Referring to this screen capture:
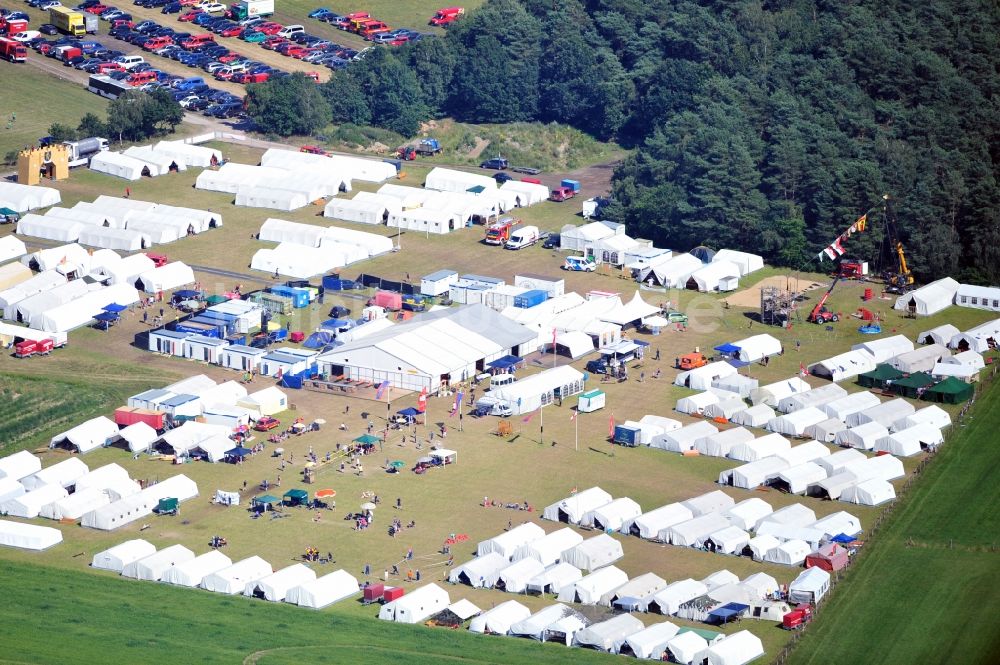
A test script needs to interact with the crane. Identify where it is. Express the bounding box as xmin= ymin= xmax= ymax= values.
xmin=881 ymin=195 xmax=914 ymax=293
